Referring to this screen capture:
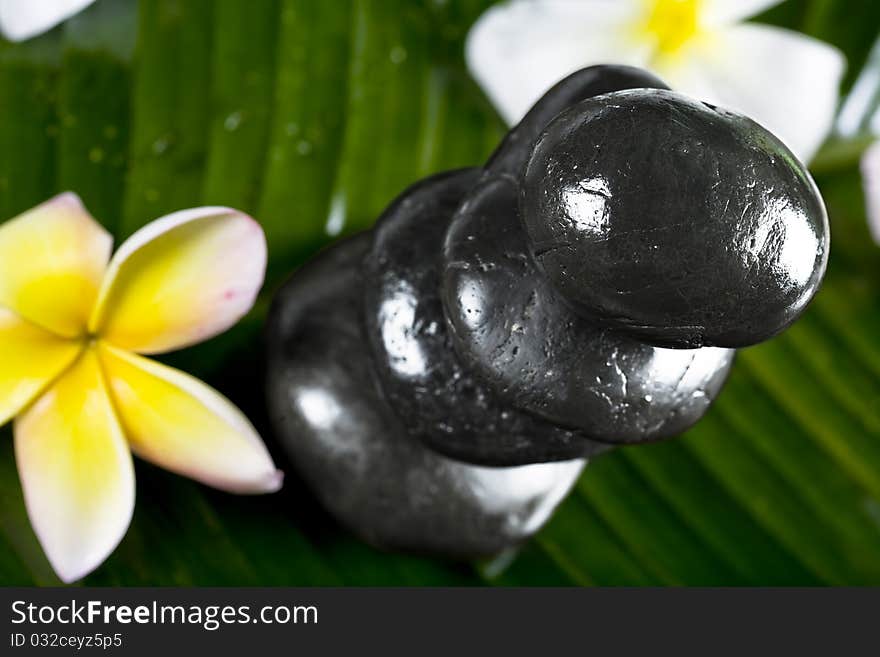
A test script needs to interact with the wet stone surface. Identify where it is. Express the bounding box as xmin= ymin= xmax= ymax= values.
xmin=264 ymin=66 xmax=830 ymax=556
xmin=363 ymin=170 xmax=606 ymax=465
xmin=522 ymin=89 xmax=829 ymax=348
xmin=443 ymin=175 xmax=735 ymax=442
xmin=266 ymin=234 xmax=586 ymax=557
